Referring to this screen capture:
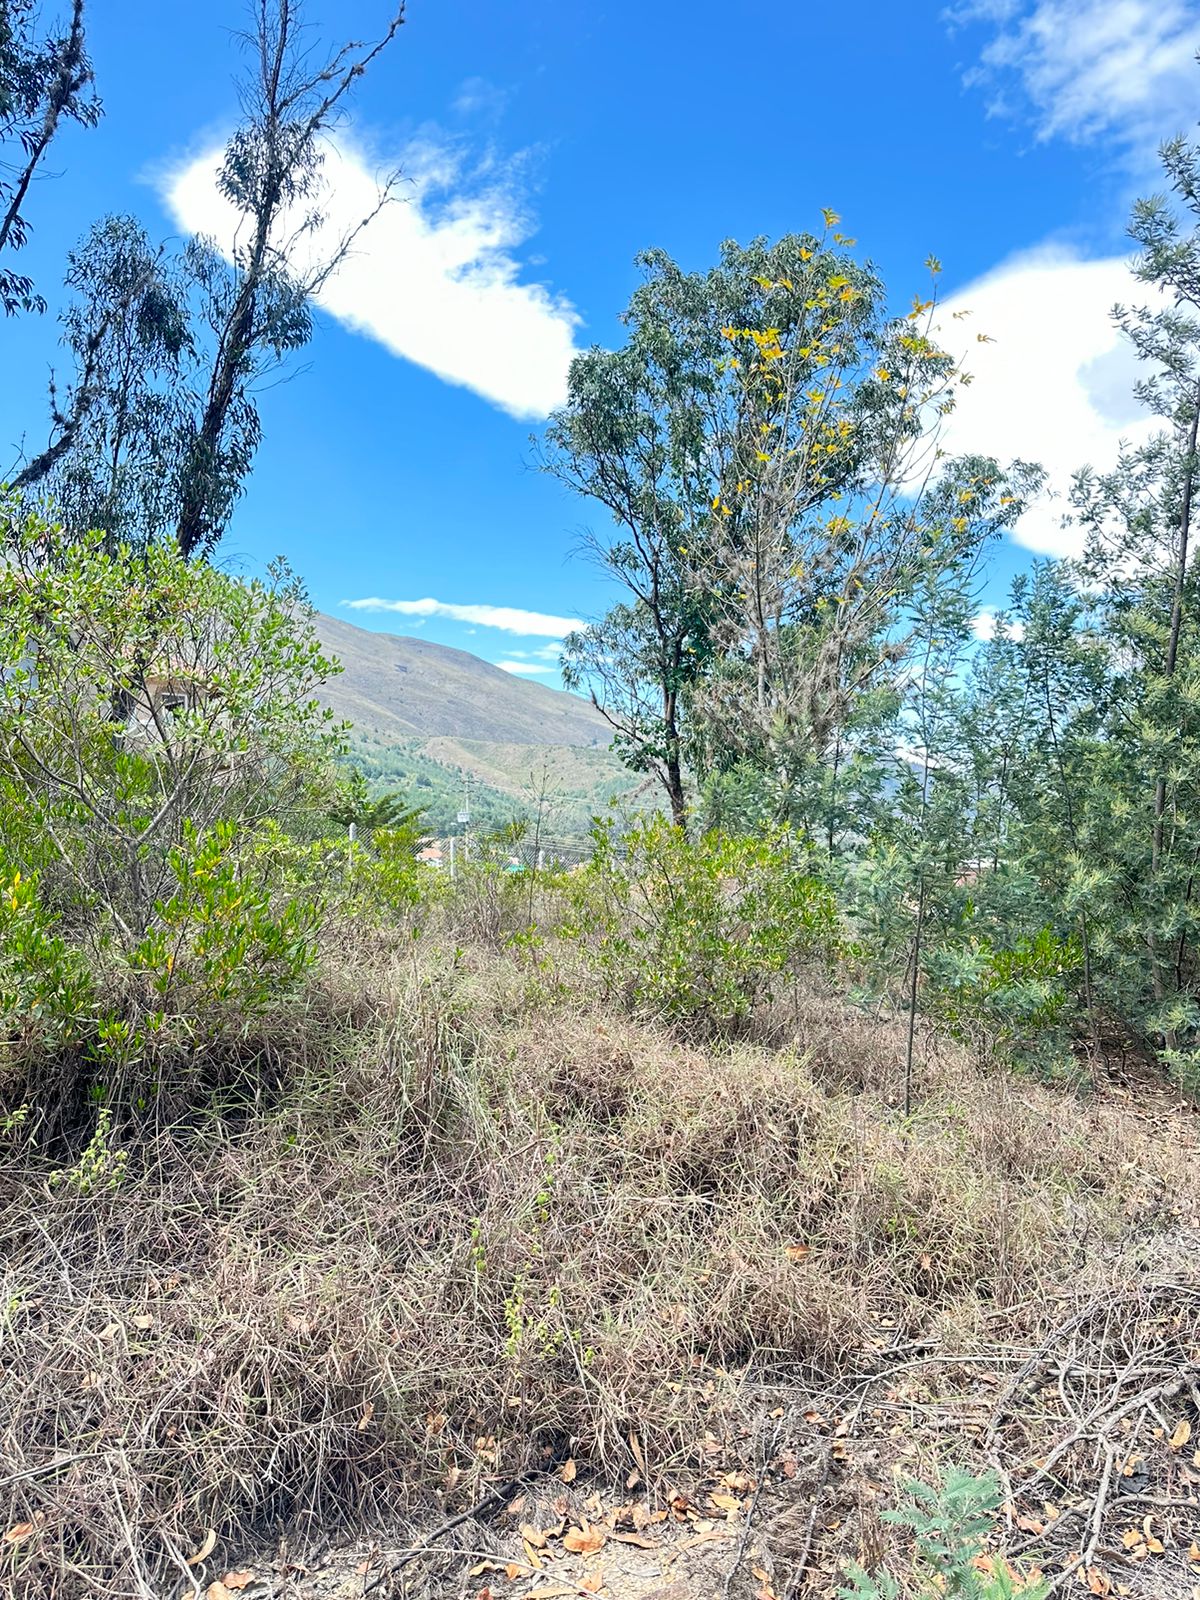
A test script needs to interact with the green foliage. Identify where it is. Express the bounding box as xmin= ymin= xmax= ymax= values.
xmin=923 ymin=921 xmax=1082 ymax=1070
xmin=125 ymin=819 xmax=319 ymax=1021
xmin=0 ymin=507 xmax=347 ymax=1113
xmin=566 ymin=818 xmax=837 ymax=1027
xmin=47 ymin=1106 xmax=127 ymax=1194
xmin=0 ymin=862 xmax=94 ymax=1062
xmin=840 ymin=1469 xmax=1048 ymax=1599
xmin=0 ymin=0 xmax=100 ymax=315
xmin=326 ymin=767 xmax=425 ymax=834
xmin=0 ymin=504 xmax=343 ymax=941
